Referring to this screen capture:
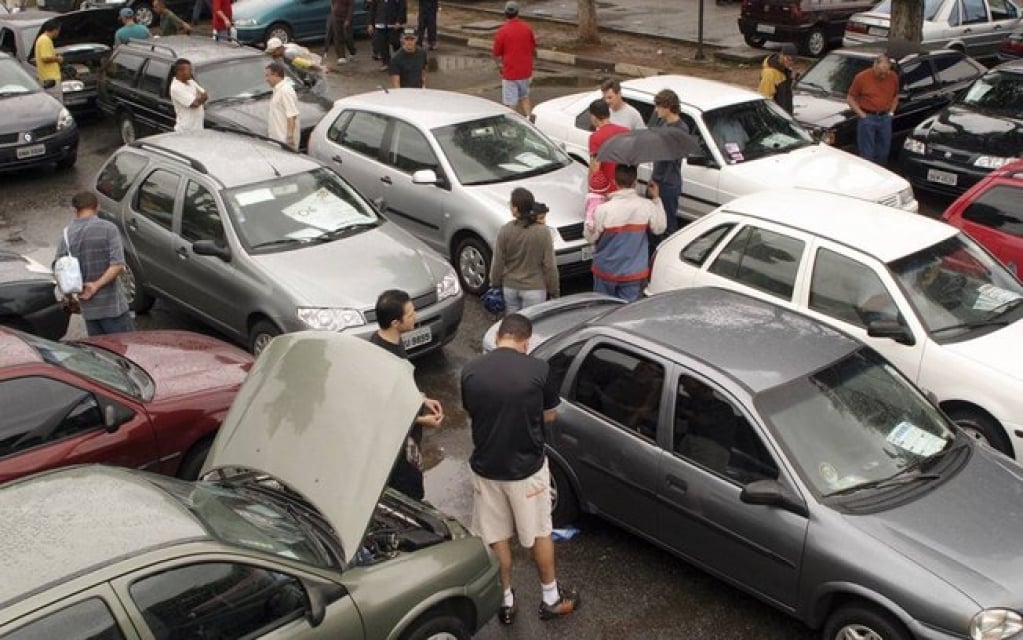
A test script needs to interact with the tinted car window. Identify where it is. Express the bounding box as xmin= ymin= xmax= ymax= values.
xmin=709 ymin=226 xmax=805 ymax=300
xmin=130 ymin=563 xmax=307 ymax=640
xmin=900 ymin=61 xmax=935 ymax=92
xmin=962 ymin=0 xmax=989 ymax=23
xmin=547 ymin=341 xmax=584 ymax=396
xmin=338 ymin=110 xmax=388 ymax=159
xmin=573 ymin=345 xmax=664 ymax=440
xmin=194 ymin=57 xmax=300 ymax=102
xmin=959 ymin=70 xmax=1023 ymax=114
xmin=989 ymin=0 xmax=1019 ymax=19
xmin=681 ymin=224 xmax=735 ymax=266
xmin=134 ymin=169 xmax=179 ymax=230
xmin=932 ymin=54 xmax=984 ymax=85
xmin=625 ymin=98 xmax=654 ymax=126
xmin=389 ymin=120 xmax=440 ymax=174
xmin=809 ymin=248 xmax=900 ymax=328
xmin=96 ymin=151 xmax=149 ymax=201
xmin=0 ymin=377 xmax=104 ymax=459
xmin=0 ymin=28 xmax=17 ymax=57
xmin=139 ymin=59 xmax=171 ymax=96
xmin=326 ymin=109 xmax=353 ymax=144
xmin=107 ymin=52 xmax=145 ymax=85
xmin=961 ymin=184 xmax=1023 ymax=238
xmin=1 ymin=598 xmax=124 ymax=640
xmin=180 ymin=181 xmax=224 ymax=243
